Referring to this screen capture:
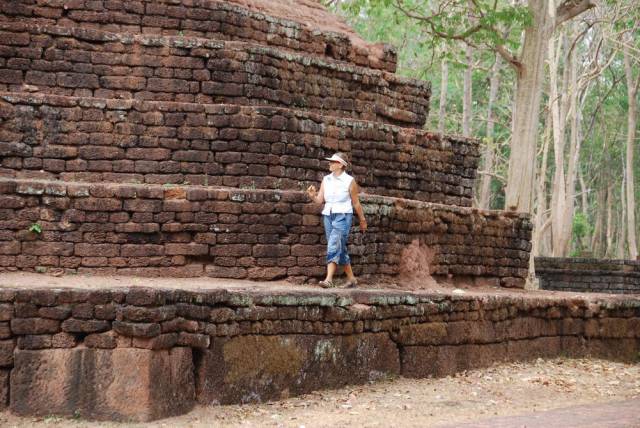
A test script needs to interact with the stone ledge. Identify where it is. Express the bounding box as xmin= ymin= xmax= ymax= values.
xmin=0 ymin=0 xmax=397 ymax=72
xmin=0 ymin=22 xmax=427 ymax=127
xmin=0 ymin=178 xmax=531 ymax=285
xmin=0 ymin=281 xmax=637 ymax=420
xmin=0 ymin=92 xmax=477 ymax=206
